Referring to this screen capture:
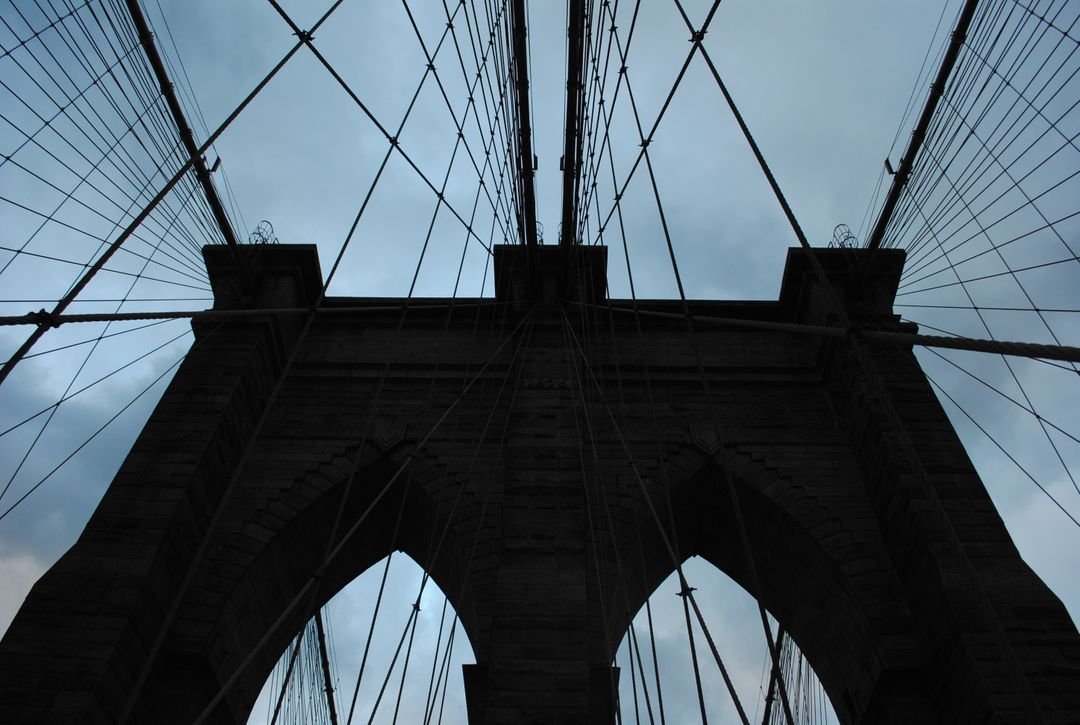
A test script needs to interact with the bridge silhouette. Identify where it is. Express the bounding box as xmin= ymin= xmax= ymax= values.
xmin=0 ymin=1 xmax=1078 ymax=723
